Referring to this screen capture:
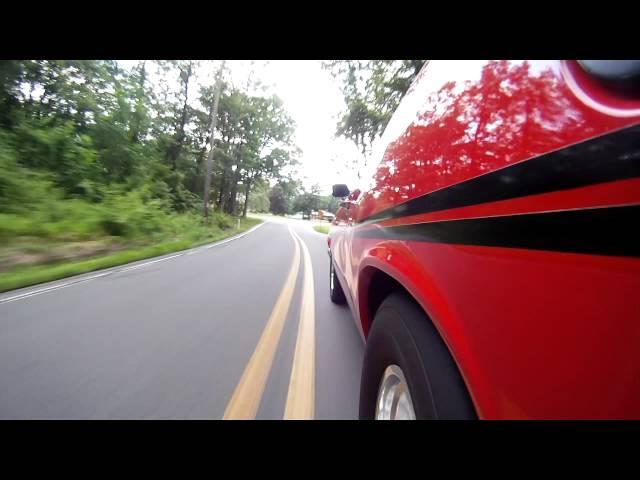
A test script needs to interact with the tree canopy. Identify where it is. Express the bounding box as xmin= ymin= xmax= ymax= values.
xmin=0 ymin=60 xmax=299 ymax=222
xmin=324 ymin=60 xmax=425 ymax=178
